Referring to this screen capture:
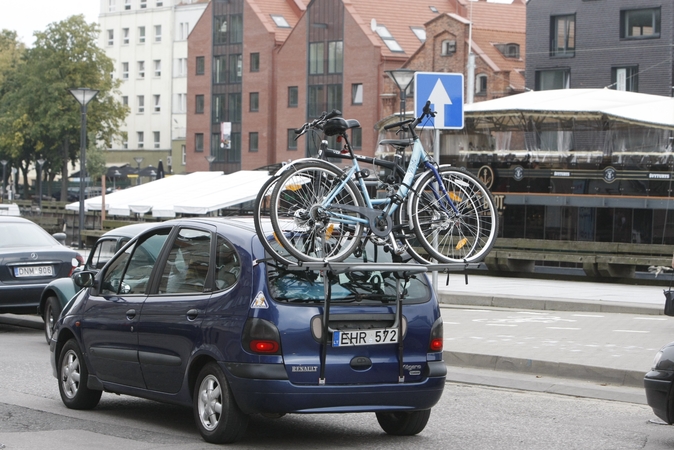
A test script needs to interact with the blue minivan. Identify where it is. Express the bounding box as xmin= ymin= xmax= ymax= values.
xmin=49 ymin=217 xmax=446 ymax=444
